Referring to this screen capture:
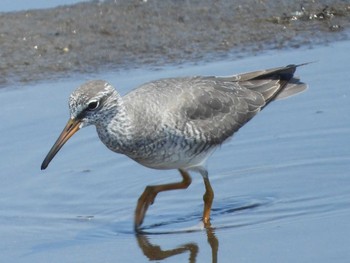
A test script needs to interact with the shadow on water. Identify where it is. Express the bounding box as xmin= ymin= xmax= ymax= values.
xmin=134 ymin=195 xmax=272 ymax=234
xmin=131 ymin=200 xmax=265 ymax=262
xmin=136 ymin=227 xmax=218 ymax=263
xmin=27 ymin=181 xmax=350 ymax=262
xmin=28 ymin=199 xmax=262 ymax=262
